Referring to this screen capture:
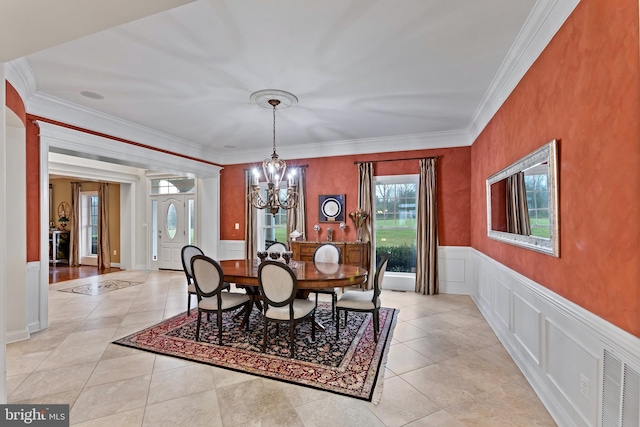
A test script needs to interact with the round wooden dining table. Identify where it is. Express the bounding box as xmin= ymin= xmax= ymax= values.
xmin=220 ymin=259 xmax=368 ymax=331
xmin=219 ymin=259 xmax=368 ymax=291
